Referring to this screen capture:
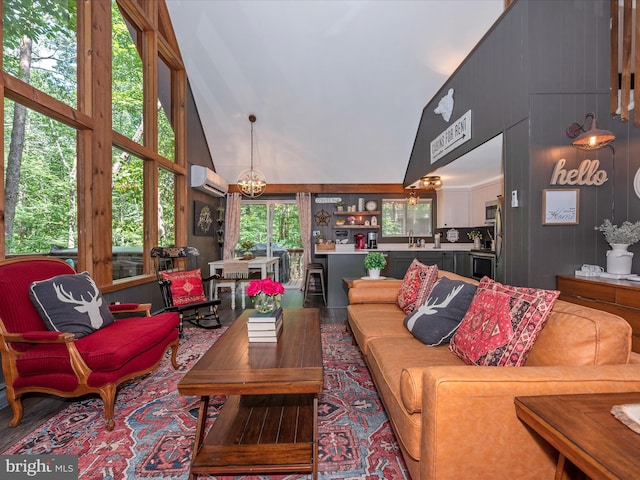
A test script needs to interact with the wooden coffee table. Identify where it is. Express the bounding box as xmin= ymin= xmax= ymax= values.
xmin=178 ymin=308 xmax=323 ymax=480
xmin=515 ymin=392 xmax=640 ymax=480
